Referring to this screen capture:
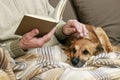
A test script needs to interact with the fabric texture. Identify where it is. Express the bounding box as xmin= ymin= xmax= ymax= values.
xmin=1 ymin=45 xmax=120 ymax=80
xmin=0 ymin=48 xmax=16 ymax=80
xmin=14 ymin=46 xmax=69 ymax=80
xmin=10 ymin=40 xmax=26 ymax=58
xmin=71 ymin=0 xmax=120 ymax=46
xmin=60 ymin=52 xmax=120 ymax=80
xmin=0 ymin=69 xmax=10 ymax=80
